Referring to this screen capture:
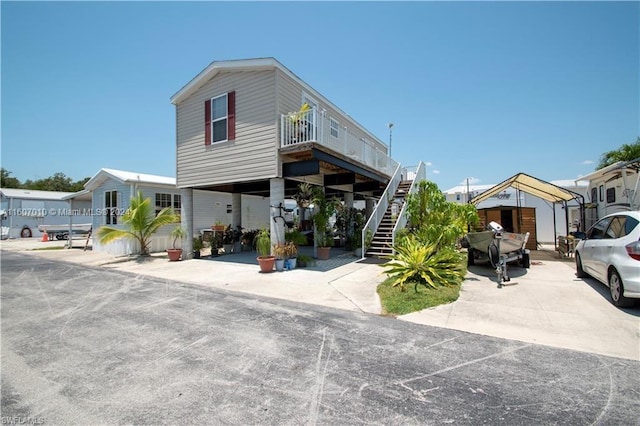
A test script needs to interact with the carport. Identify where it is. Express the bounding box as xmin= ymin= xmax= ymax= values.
xmin=61 ymin=189 xmax=93 ymax=249
xmin=470 ymin=173 xmax=585 ymax=251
